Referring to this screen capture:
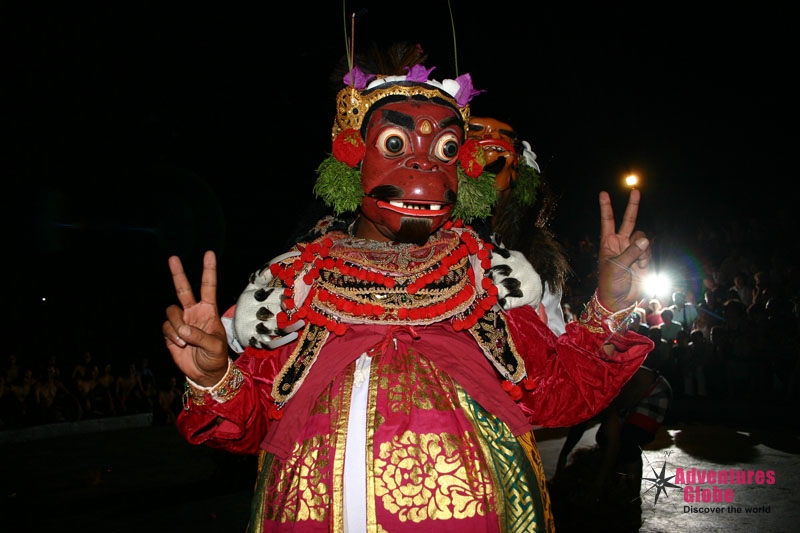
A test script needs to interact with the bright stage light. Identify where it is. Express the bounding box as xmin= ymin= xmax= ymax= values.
xmin=643 ymin=272 xmax=672 ymax=300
